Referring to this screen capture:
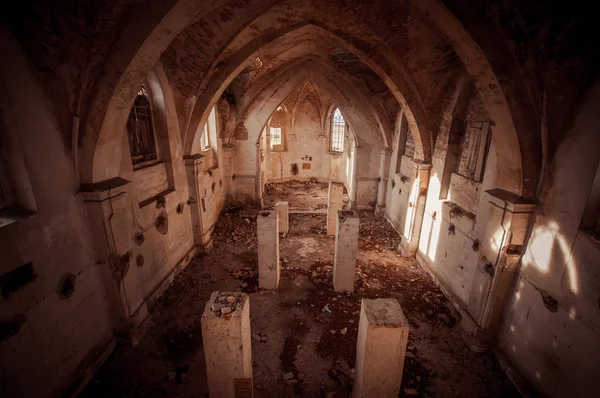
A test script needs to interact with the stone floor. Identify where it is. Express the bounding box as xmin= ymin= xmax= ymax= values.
xmin=80 ymin=207 xmax=521 ymax=398
xmin=262 ymin=179 xmax=350 ymax=211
